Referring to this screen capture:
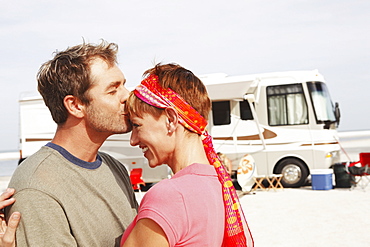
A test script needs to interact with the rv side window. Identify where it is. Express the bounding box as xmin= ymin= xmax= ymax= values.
xmin=239 ymin=101 xmax=254 ymax=120
xmin=267 ymin=84 xmax=308 ymax=126
xmin=212 ymin=101 xmax=231 ymax=125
